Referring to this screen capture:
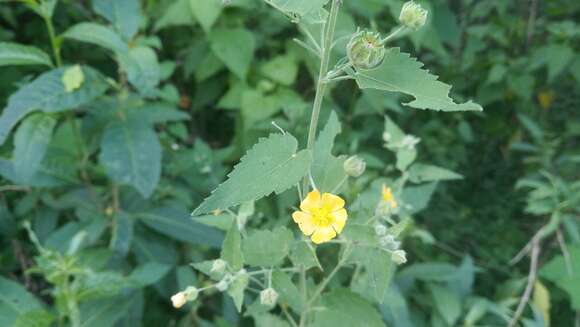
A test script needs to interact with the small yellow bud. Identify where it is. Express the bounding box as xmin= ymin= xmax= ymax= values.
xmin=399 ymin=1 xmax=428 ymax=30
